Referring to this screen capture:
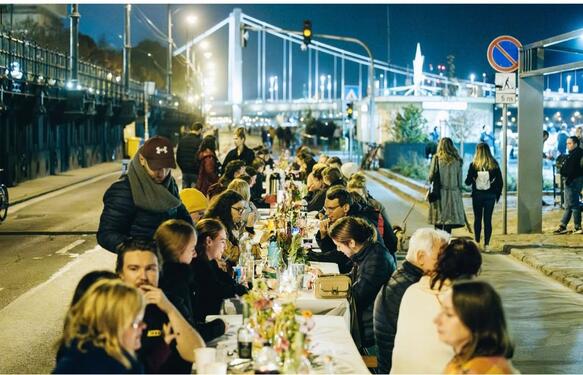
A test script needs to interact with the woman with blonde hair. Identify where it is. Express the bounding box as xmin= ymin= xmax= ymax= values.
xmin=54 ymin=279 xmax=145 ymax=373
xmin=465 ymin=143 xmax=503 ymax=252
xmin=428 ymin=137 xmax=466 ymax=234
